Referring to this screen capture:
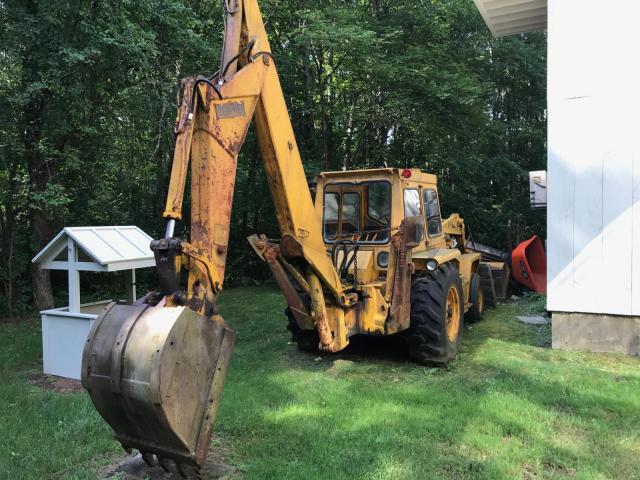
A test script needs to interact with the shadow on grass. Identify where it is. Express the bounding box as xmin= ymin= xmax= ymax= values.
xmin=236 ymin=351 xmax=638 ymax=479
xmin=217 ymin=291 xmax=639 ymax=479
xmin=299 ymin=302 xmax=552 ymax=369
xmin=323 ymin=333 xmax=413 ymax=364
